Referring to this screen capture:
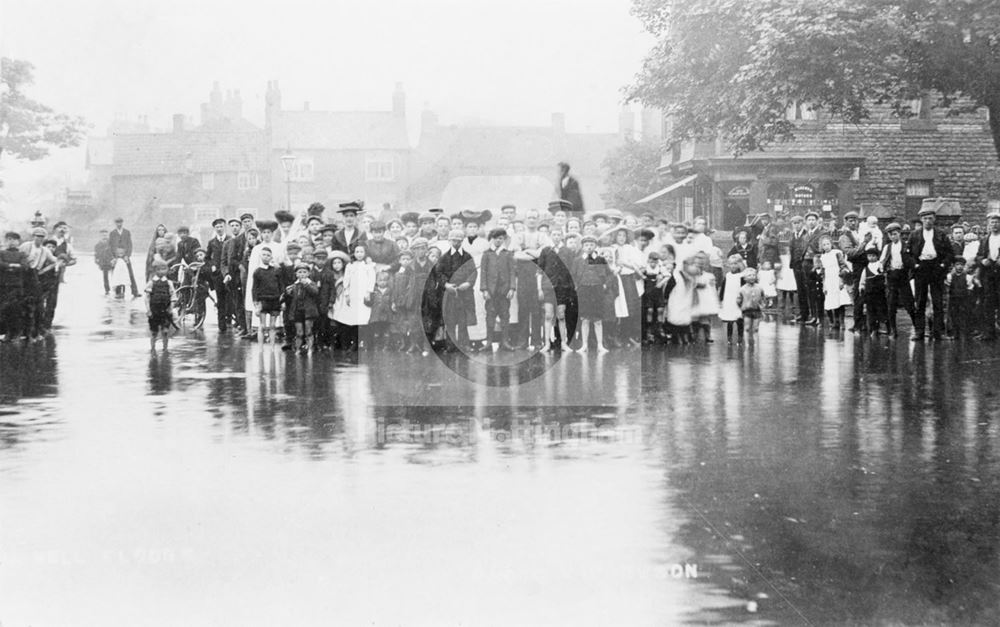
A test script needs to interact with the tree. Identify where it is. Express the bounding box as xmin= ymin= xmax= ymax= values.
xmin=1 ymin=57 xmax=87 ymax=162
xmin=626 ymin=0 xmax=1000 ymax=160
xmin=601 ymin=137 xmax=665 ymax=211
